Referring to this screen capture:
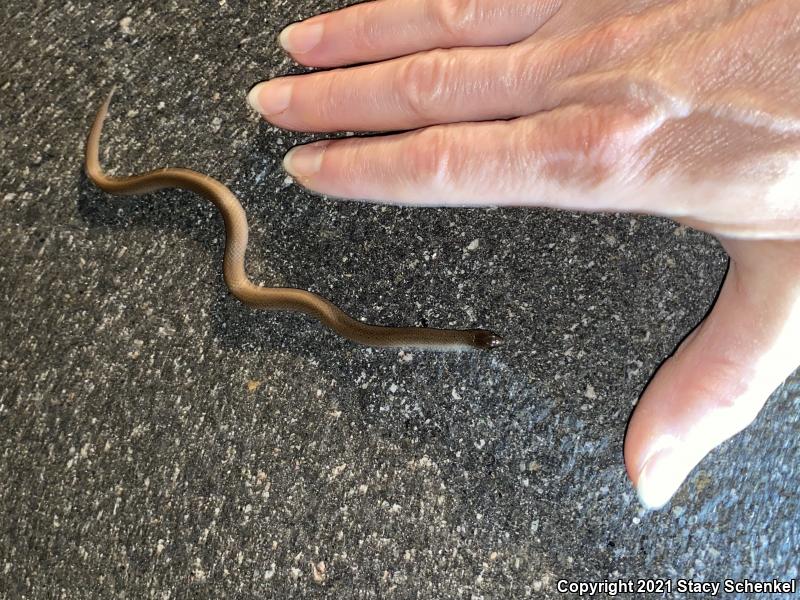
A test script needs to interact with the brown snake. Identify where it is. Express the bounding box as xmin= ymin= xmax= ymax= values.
xmin=84 ymin=91 xmax=503 ymax=350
